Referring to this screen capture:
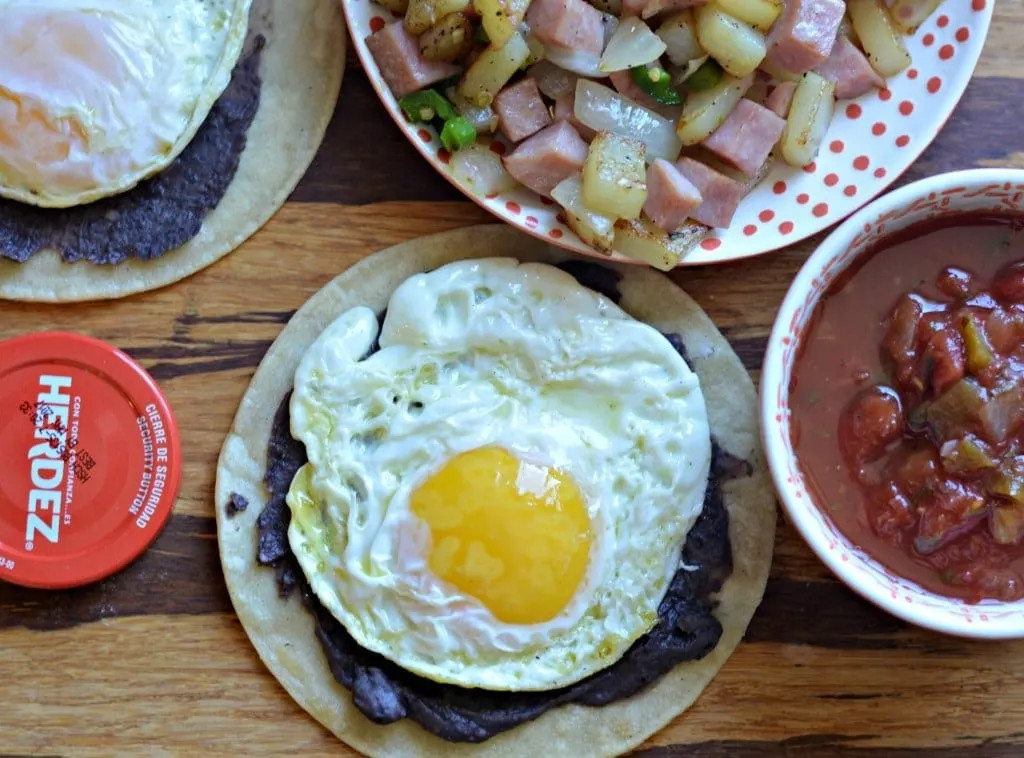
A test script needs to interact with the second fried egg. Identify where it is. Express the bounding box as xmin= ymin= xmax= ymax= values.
xmin=287 ymin=258 xmax=711 ymax=691
xmin=0 ymin=0 xmax=251 ymax=207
